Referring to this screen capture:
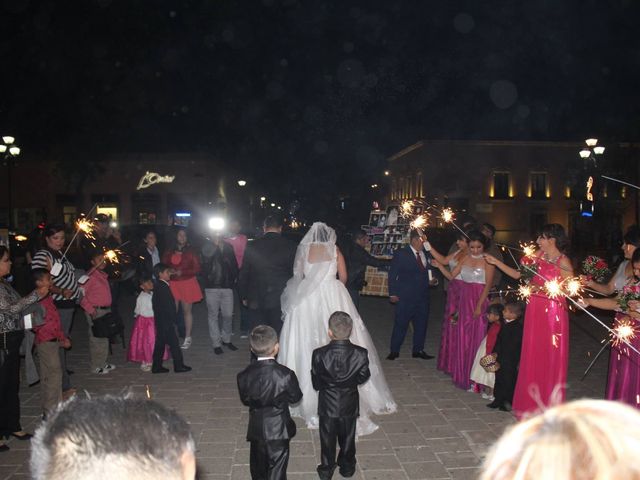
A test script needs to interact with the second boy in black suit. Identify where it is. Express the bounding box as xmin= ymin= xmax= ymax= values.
xmin=151 ymin=263 xmax=191 ymax=373
xmin=312 ymin=311 xmax=371 ymax=479
xmin=237 ymin=325 xmax=303 ymax=480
